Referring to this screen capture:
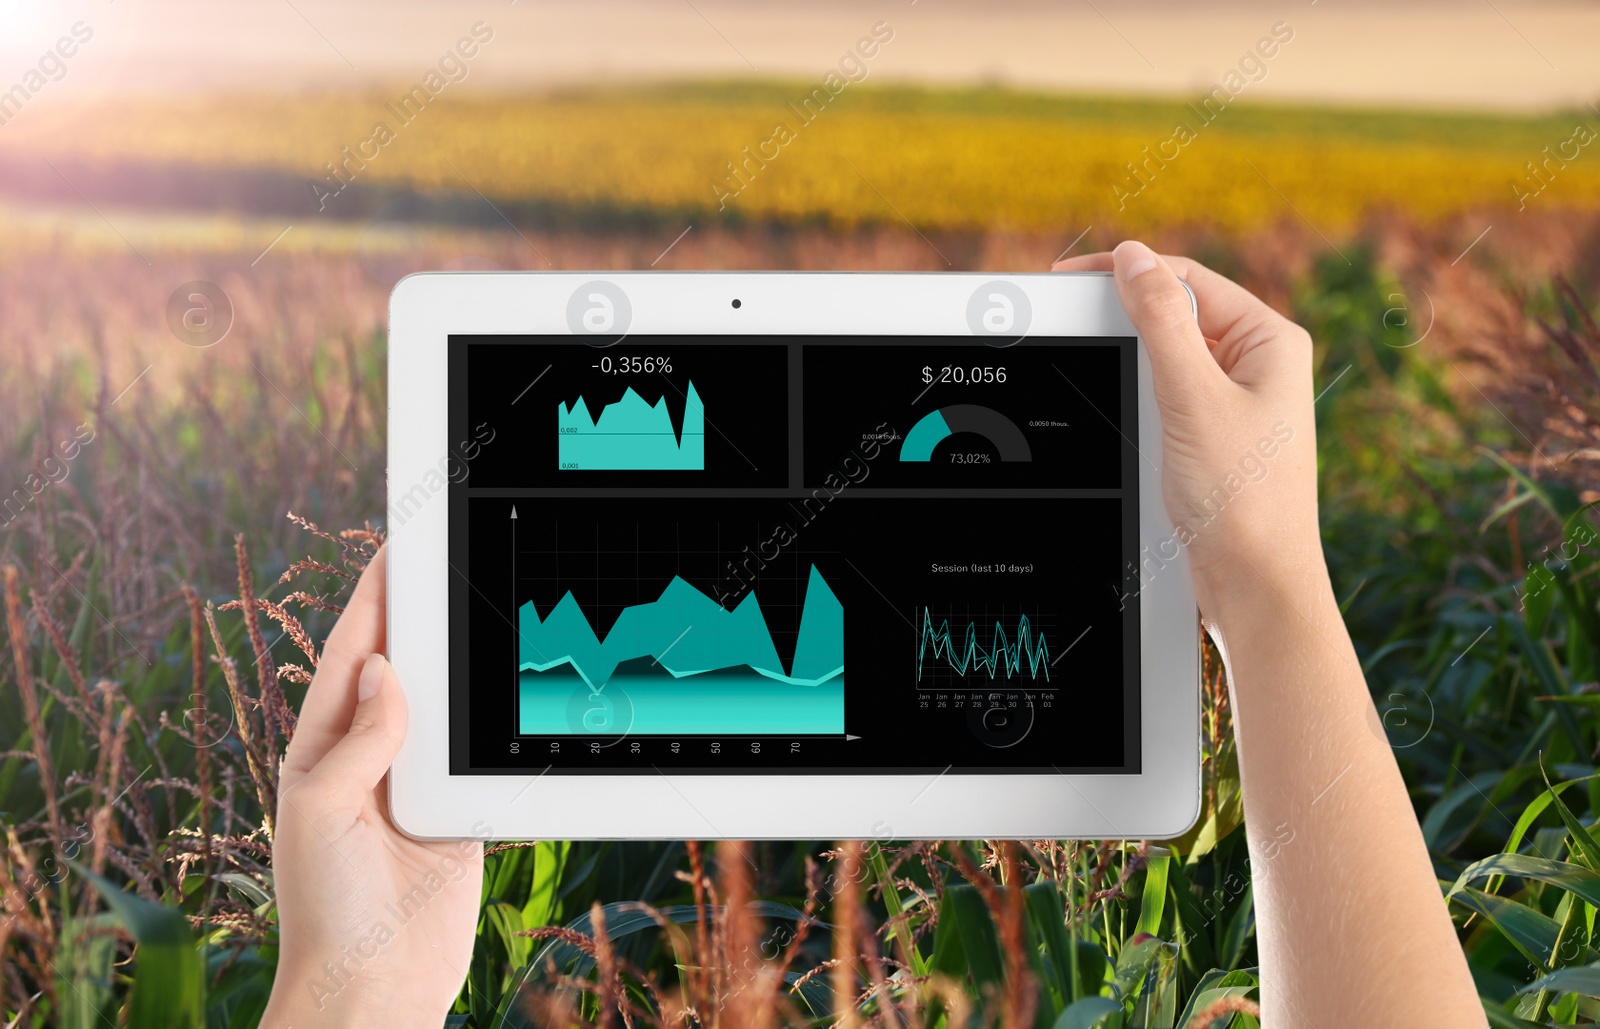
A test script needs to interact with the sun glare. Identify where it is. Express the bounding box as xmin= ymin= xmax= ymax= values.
xmin=0 ymin=0 xmax=58 ymax=50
